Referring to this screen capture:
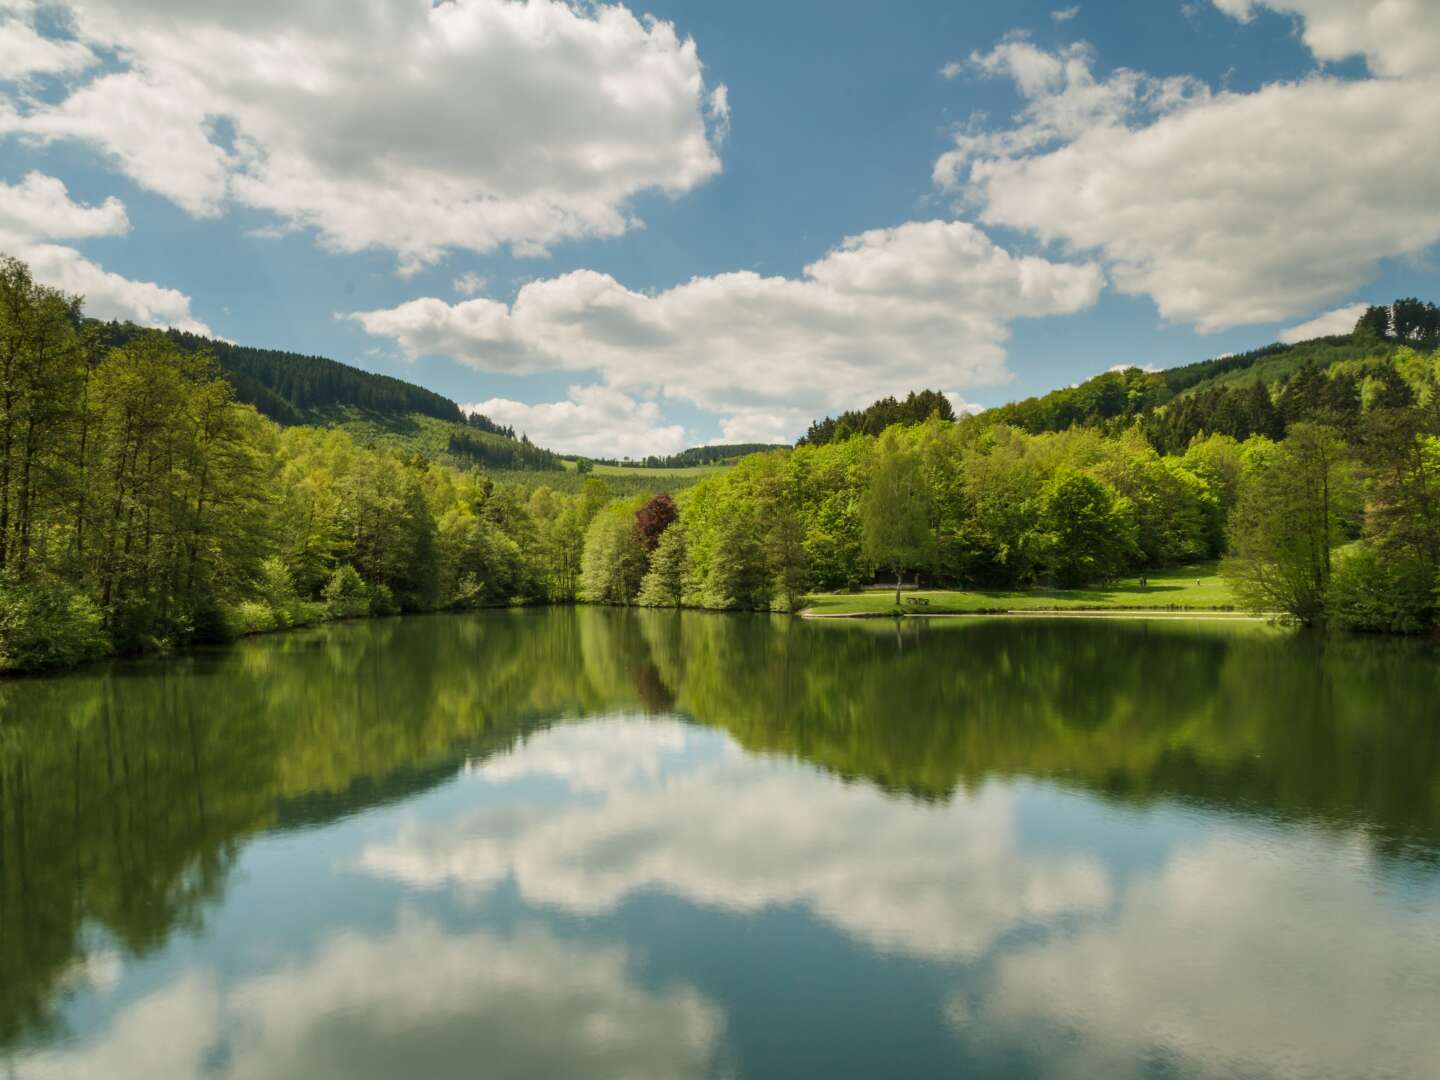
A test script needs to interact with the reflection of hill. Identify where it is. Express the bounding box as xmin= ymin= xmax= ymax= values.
xmin=1 ymin=609 xmax=1438 ymax=1046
